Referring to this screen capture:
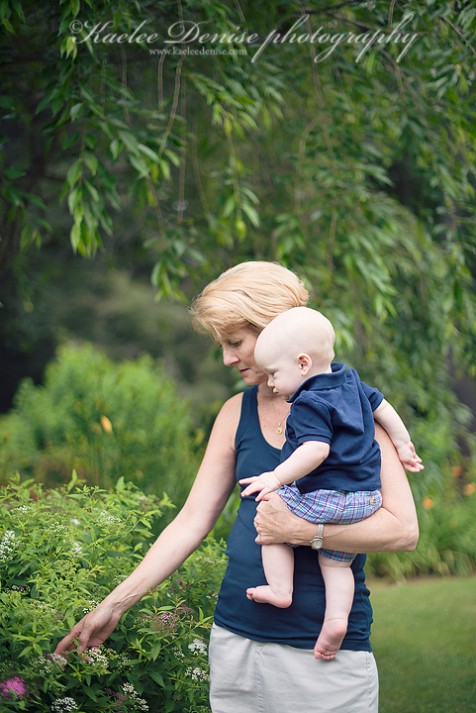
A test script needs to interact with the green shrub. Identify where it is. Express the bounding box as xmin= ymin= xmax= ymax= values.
xmin=0 ymin=476 xmax=226 ymax=712
xmin=0 ymin=344 xmax=203 ymax=513
xmin=367 ymin=470 xmax=476 ymax=581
